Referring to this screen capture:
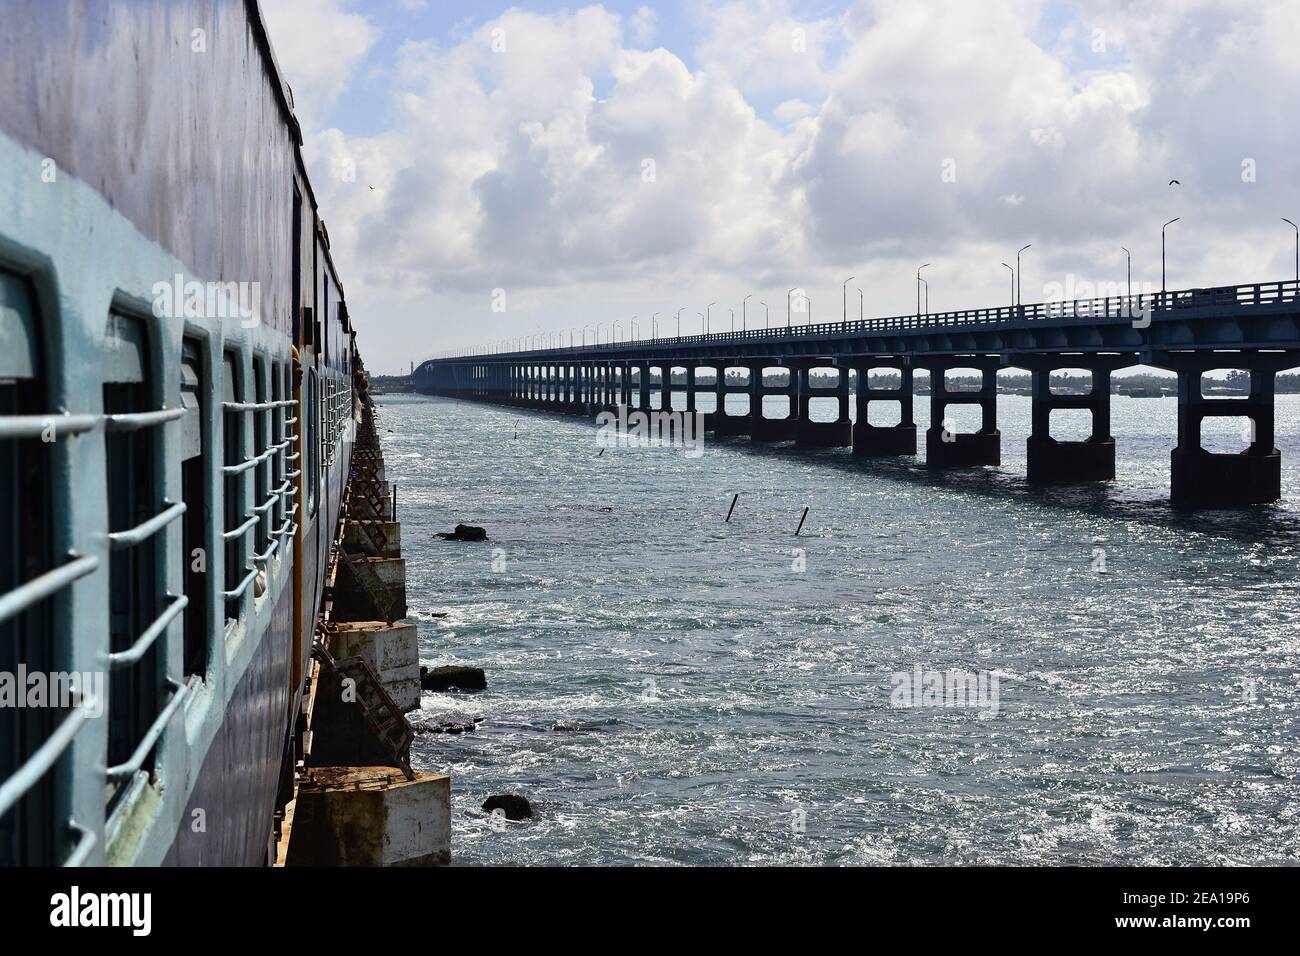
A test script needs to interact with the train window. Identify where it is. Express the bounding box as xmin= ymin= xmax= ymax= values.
xmin=253 ymin=358 xmax=270 ymax=558
xmin=222 ymin=351 xmax=250 ymax=623
xmin=180 ymin=338 xmax=208 ymax=678
xmin=271 ymin=360 xmax=285 ymax=531
xmin=306 ymin=369 xmax=318 ymax=517
xmin=104 ymin=312 xmax=164 ymax=808
xmin=0 ymin=271 xmax=57 ymax=865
